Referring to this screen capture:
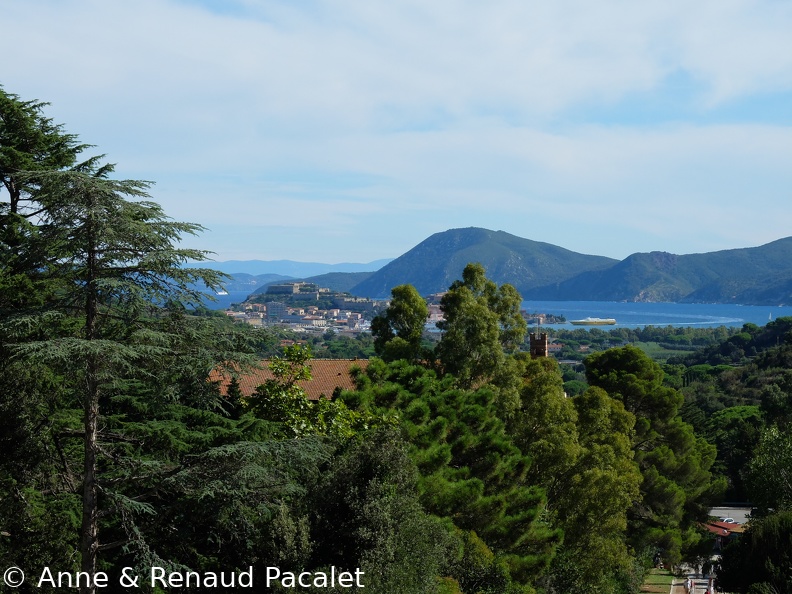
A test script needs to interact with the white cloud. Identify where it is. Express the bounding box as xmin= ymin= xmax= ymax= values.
xmin=3 ymin=0 xmax=791 ymax=261
xmin=158 ymin=119 xmax=792 ymax=254
xmin=9 ymin=0 xmax=792 ymax=123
